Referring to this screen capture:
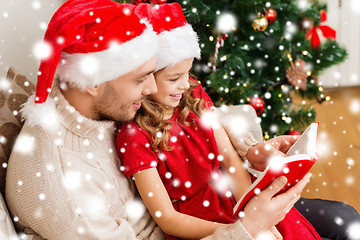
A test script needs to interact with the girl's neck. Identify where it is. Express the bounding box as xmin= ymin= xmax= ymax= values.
xmin=162 ymin=106 xmax=175 ymax=120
